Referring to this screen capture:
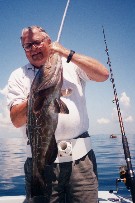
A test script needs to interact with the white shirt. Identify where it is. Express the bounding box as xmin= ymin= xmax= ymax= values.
xmin=7 ymin=57 xmax=91 ymax=157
